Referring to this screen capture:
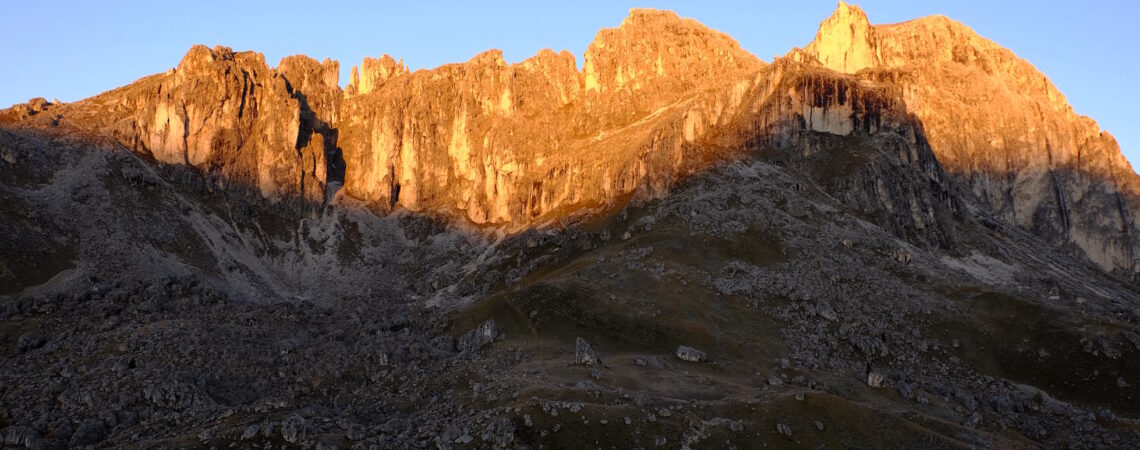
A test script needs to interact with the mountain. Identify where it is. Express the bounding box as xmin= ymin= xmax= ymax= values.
xmin=1 ymin=46 xmax=341 ymax=204
xmin=2 ymin=3 xmax=1139 ymax=449
xmin=8 ymin=6 xmax=1137 ymax=280
xmin=793 ymin=2 xmax=1140 ymax=278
